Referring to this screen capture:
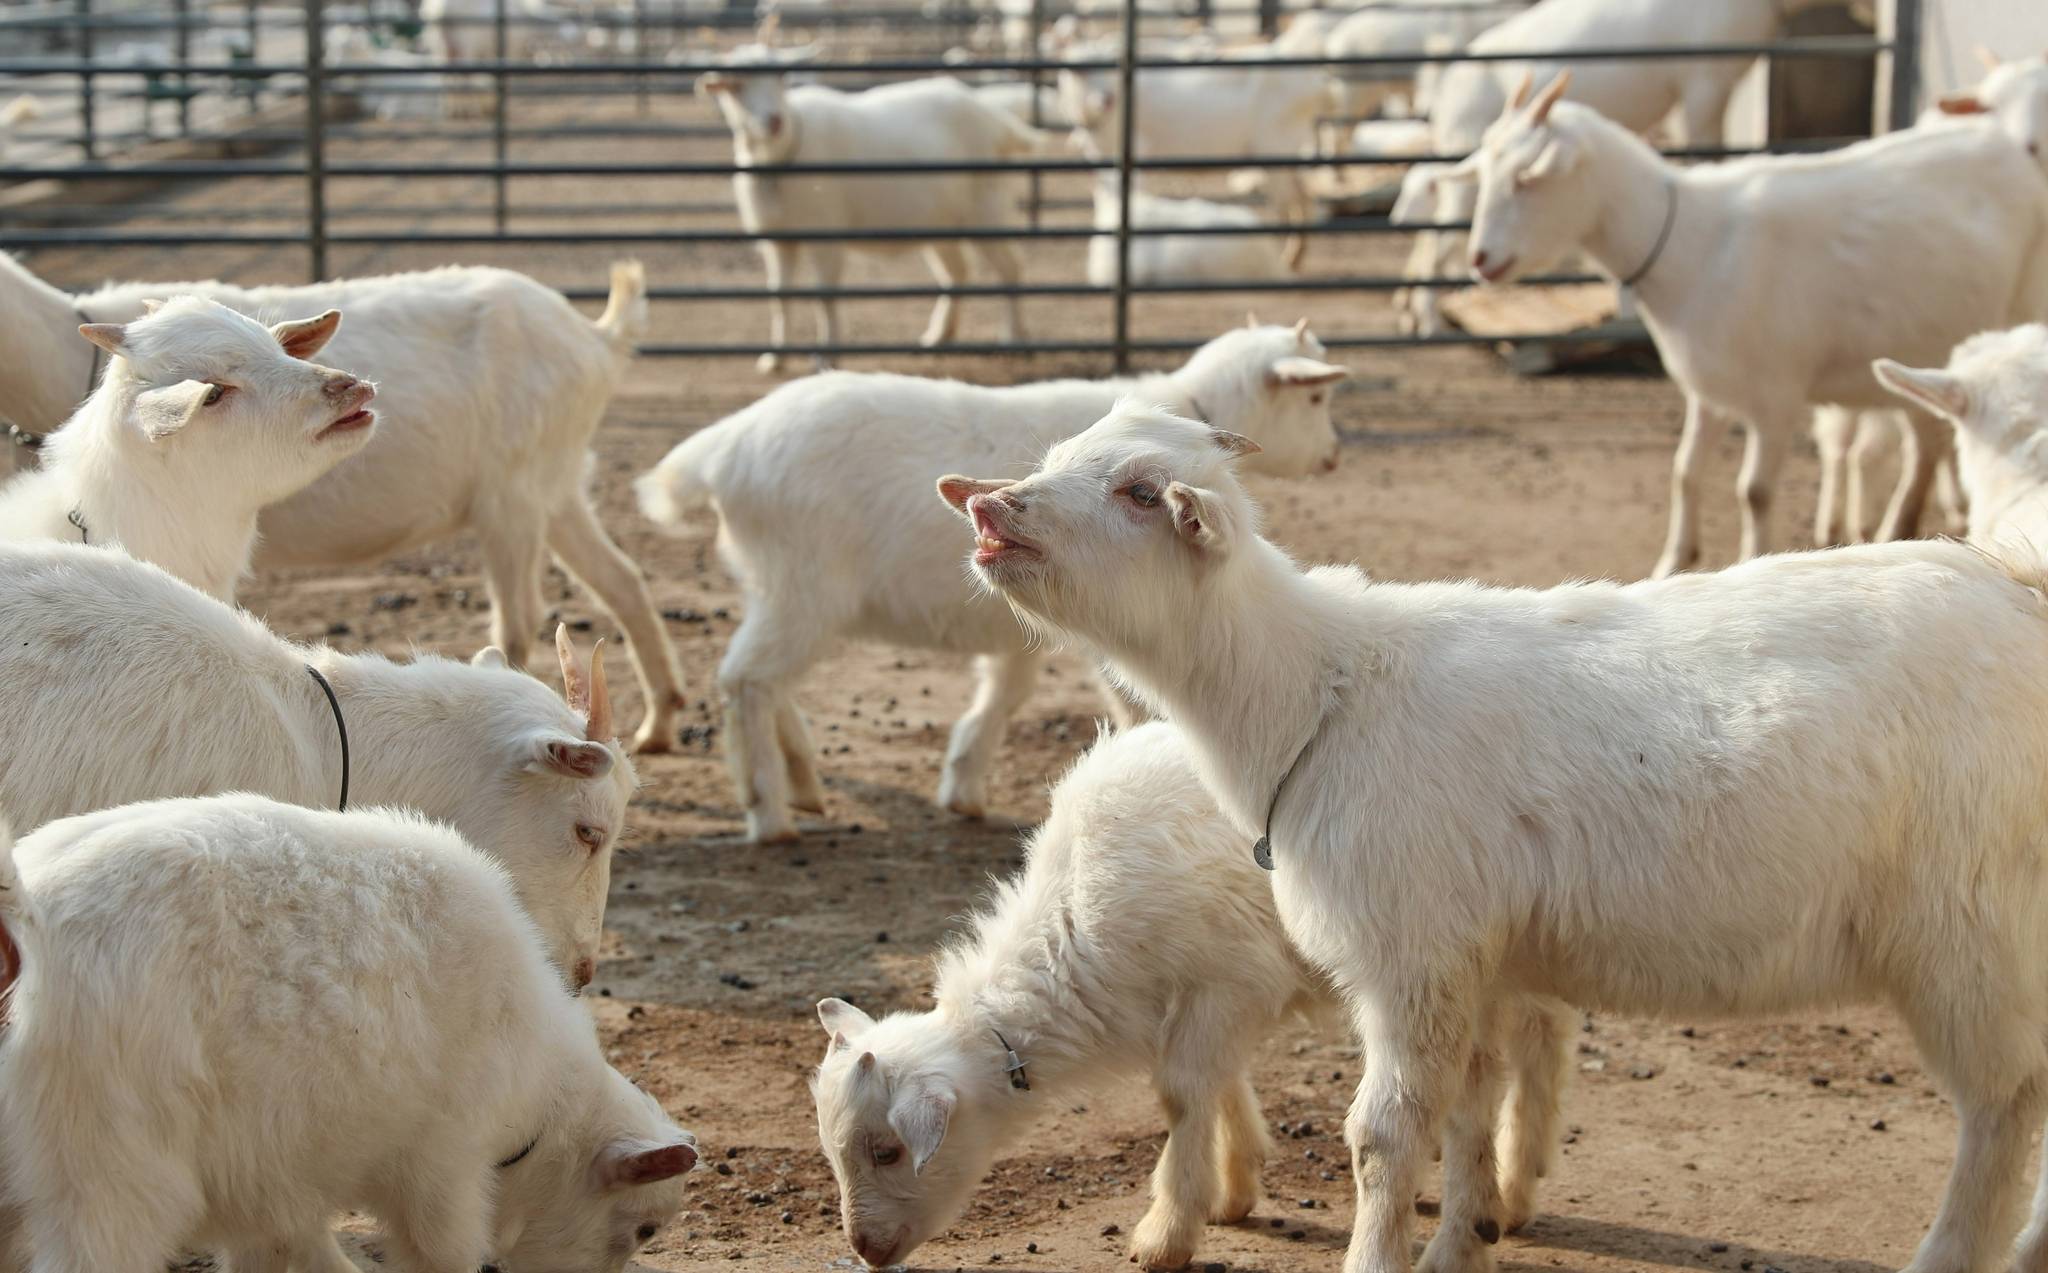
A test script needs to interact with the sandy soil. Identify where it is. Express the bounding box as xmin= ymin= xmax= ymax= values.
xmin=12 ymin=67 xmax=1986 ymax=1273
